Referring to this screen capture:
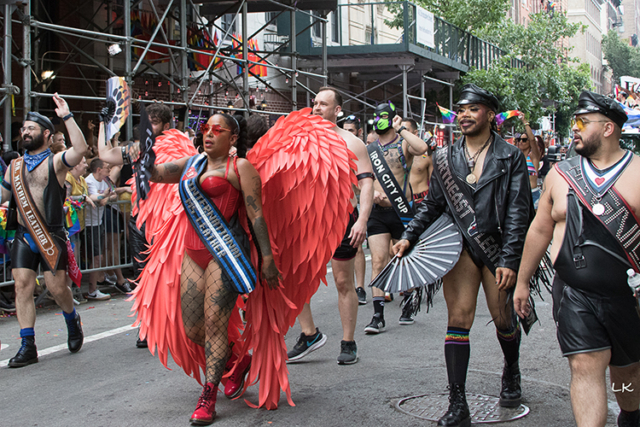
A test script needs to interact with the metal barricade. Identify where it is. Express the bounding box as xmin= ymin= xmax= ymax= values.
xmin=0 ymin=199 xmax=134 ymax=296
